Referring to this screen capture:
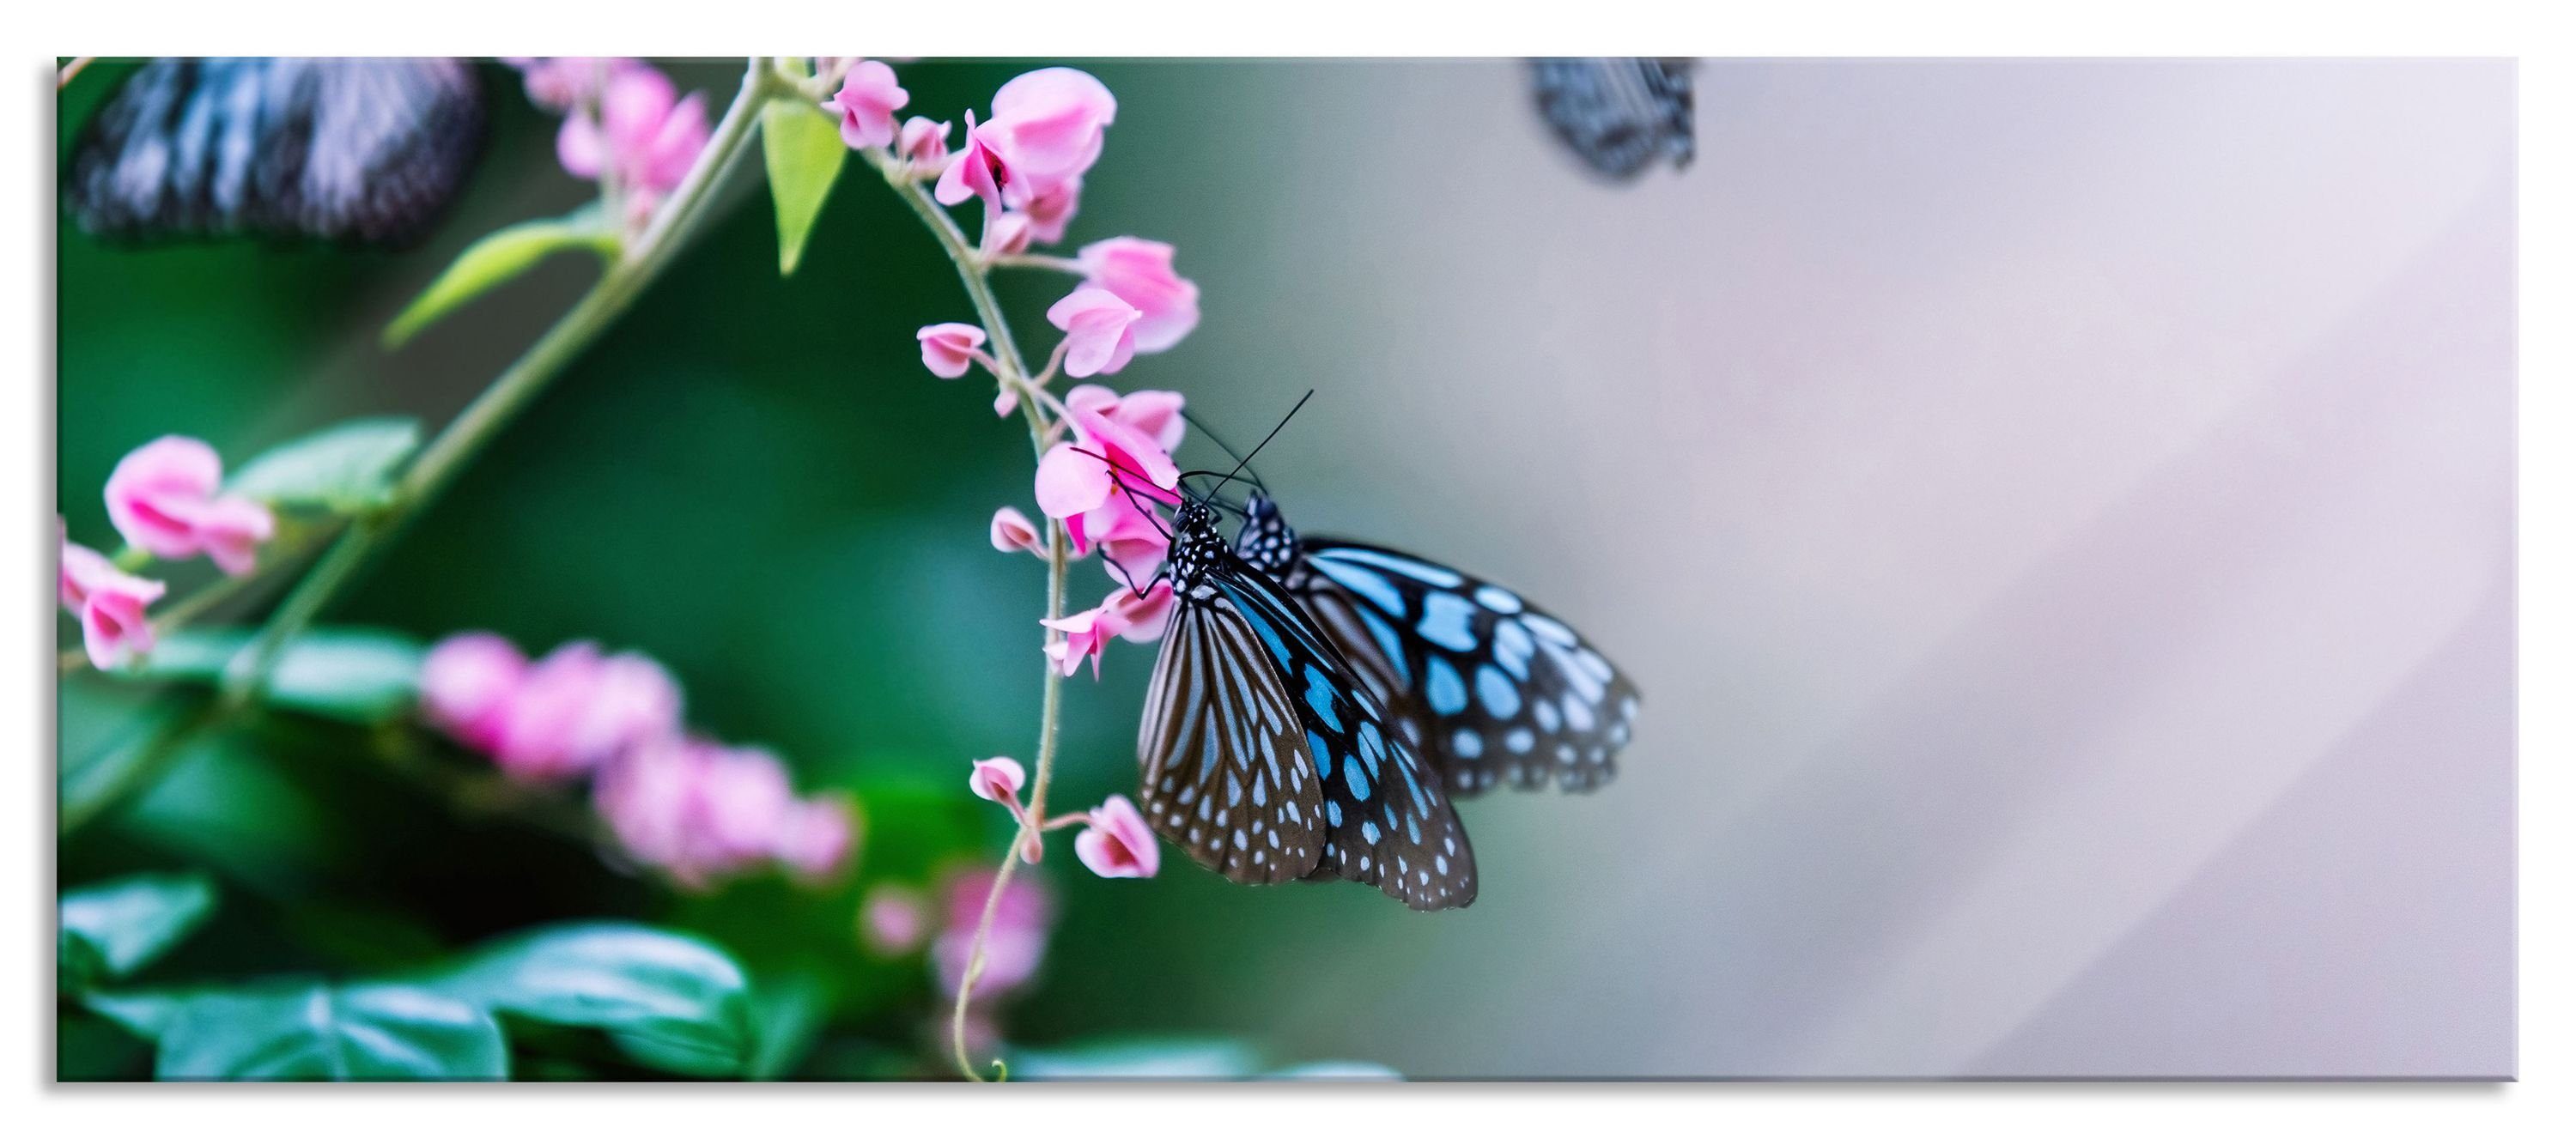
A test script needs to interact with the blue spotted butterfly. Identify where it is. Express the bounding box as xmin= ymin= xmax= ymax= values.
xmin=1139 ymin=492 xmax=1476 ymax=911
xmin=1233 ymin=494 xmax=1640 ymax=797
